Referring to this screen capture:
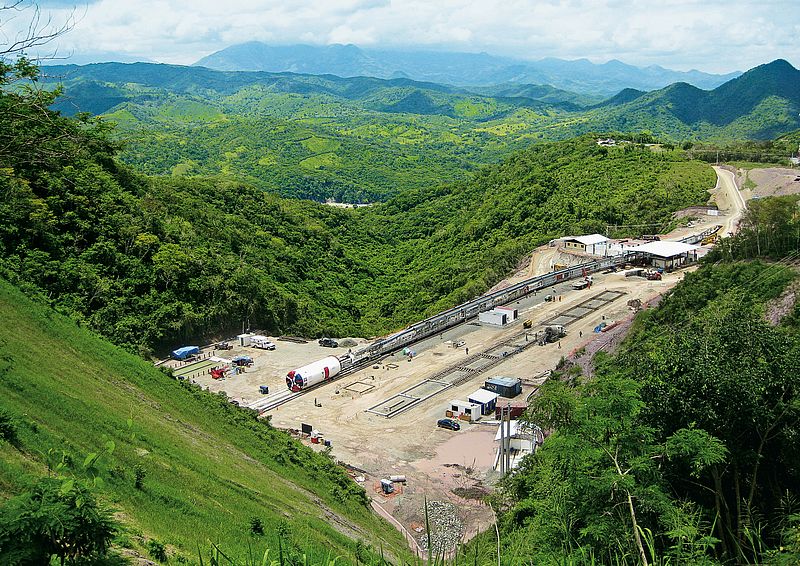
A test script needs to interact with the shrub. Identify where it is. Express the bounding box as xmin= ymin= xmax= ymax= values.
xmin=147 ymin=539 xmax=167 ymax=562
xmin=249 ymin=516 xmax=264 ymax=536
xmin=134 ymin=465 xmax=146 ymax=490
xmin=0 ymin=410 xmax=17 ymax=444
